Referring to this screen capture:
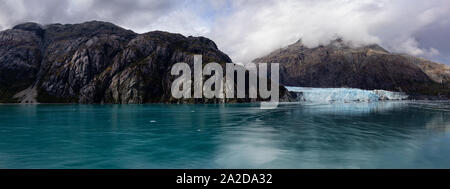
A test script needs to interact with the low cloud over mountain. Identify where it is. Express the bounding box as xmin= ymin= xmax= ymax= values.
xmin=1 ymin=0 xmax=449 ymax=64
